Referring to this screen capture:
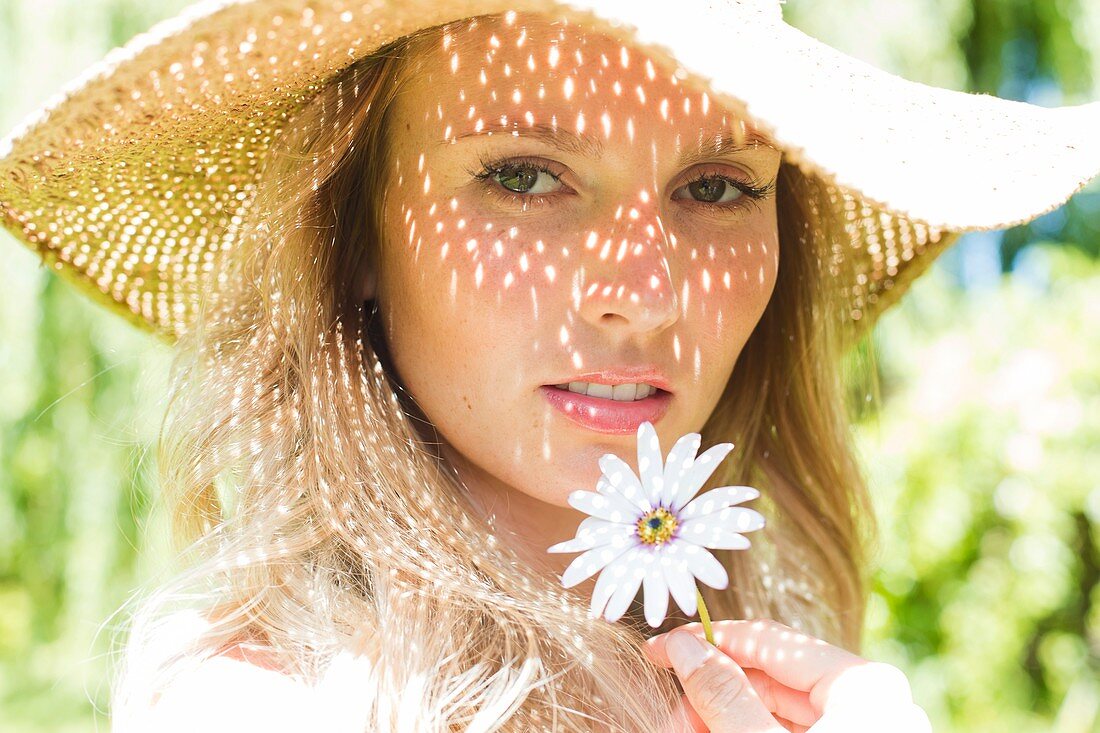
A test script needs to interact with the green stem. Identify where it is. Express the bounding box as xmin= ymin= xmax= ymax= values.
xmin=695 ymin=587 xmax=716 ymax=646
